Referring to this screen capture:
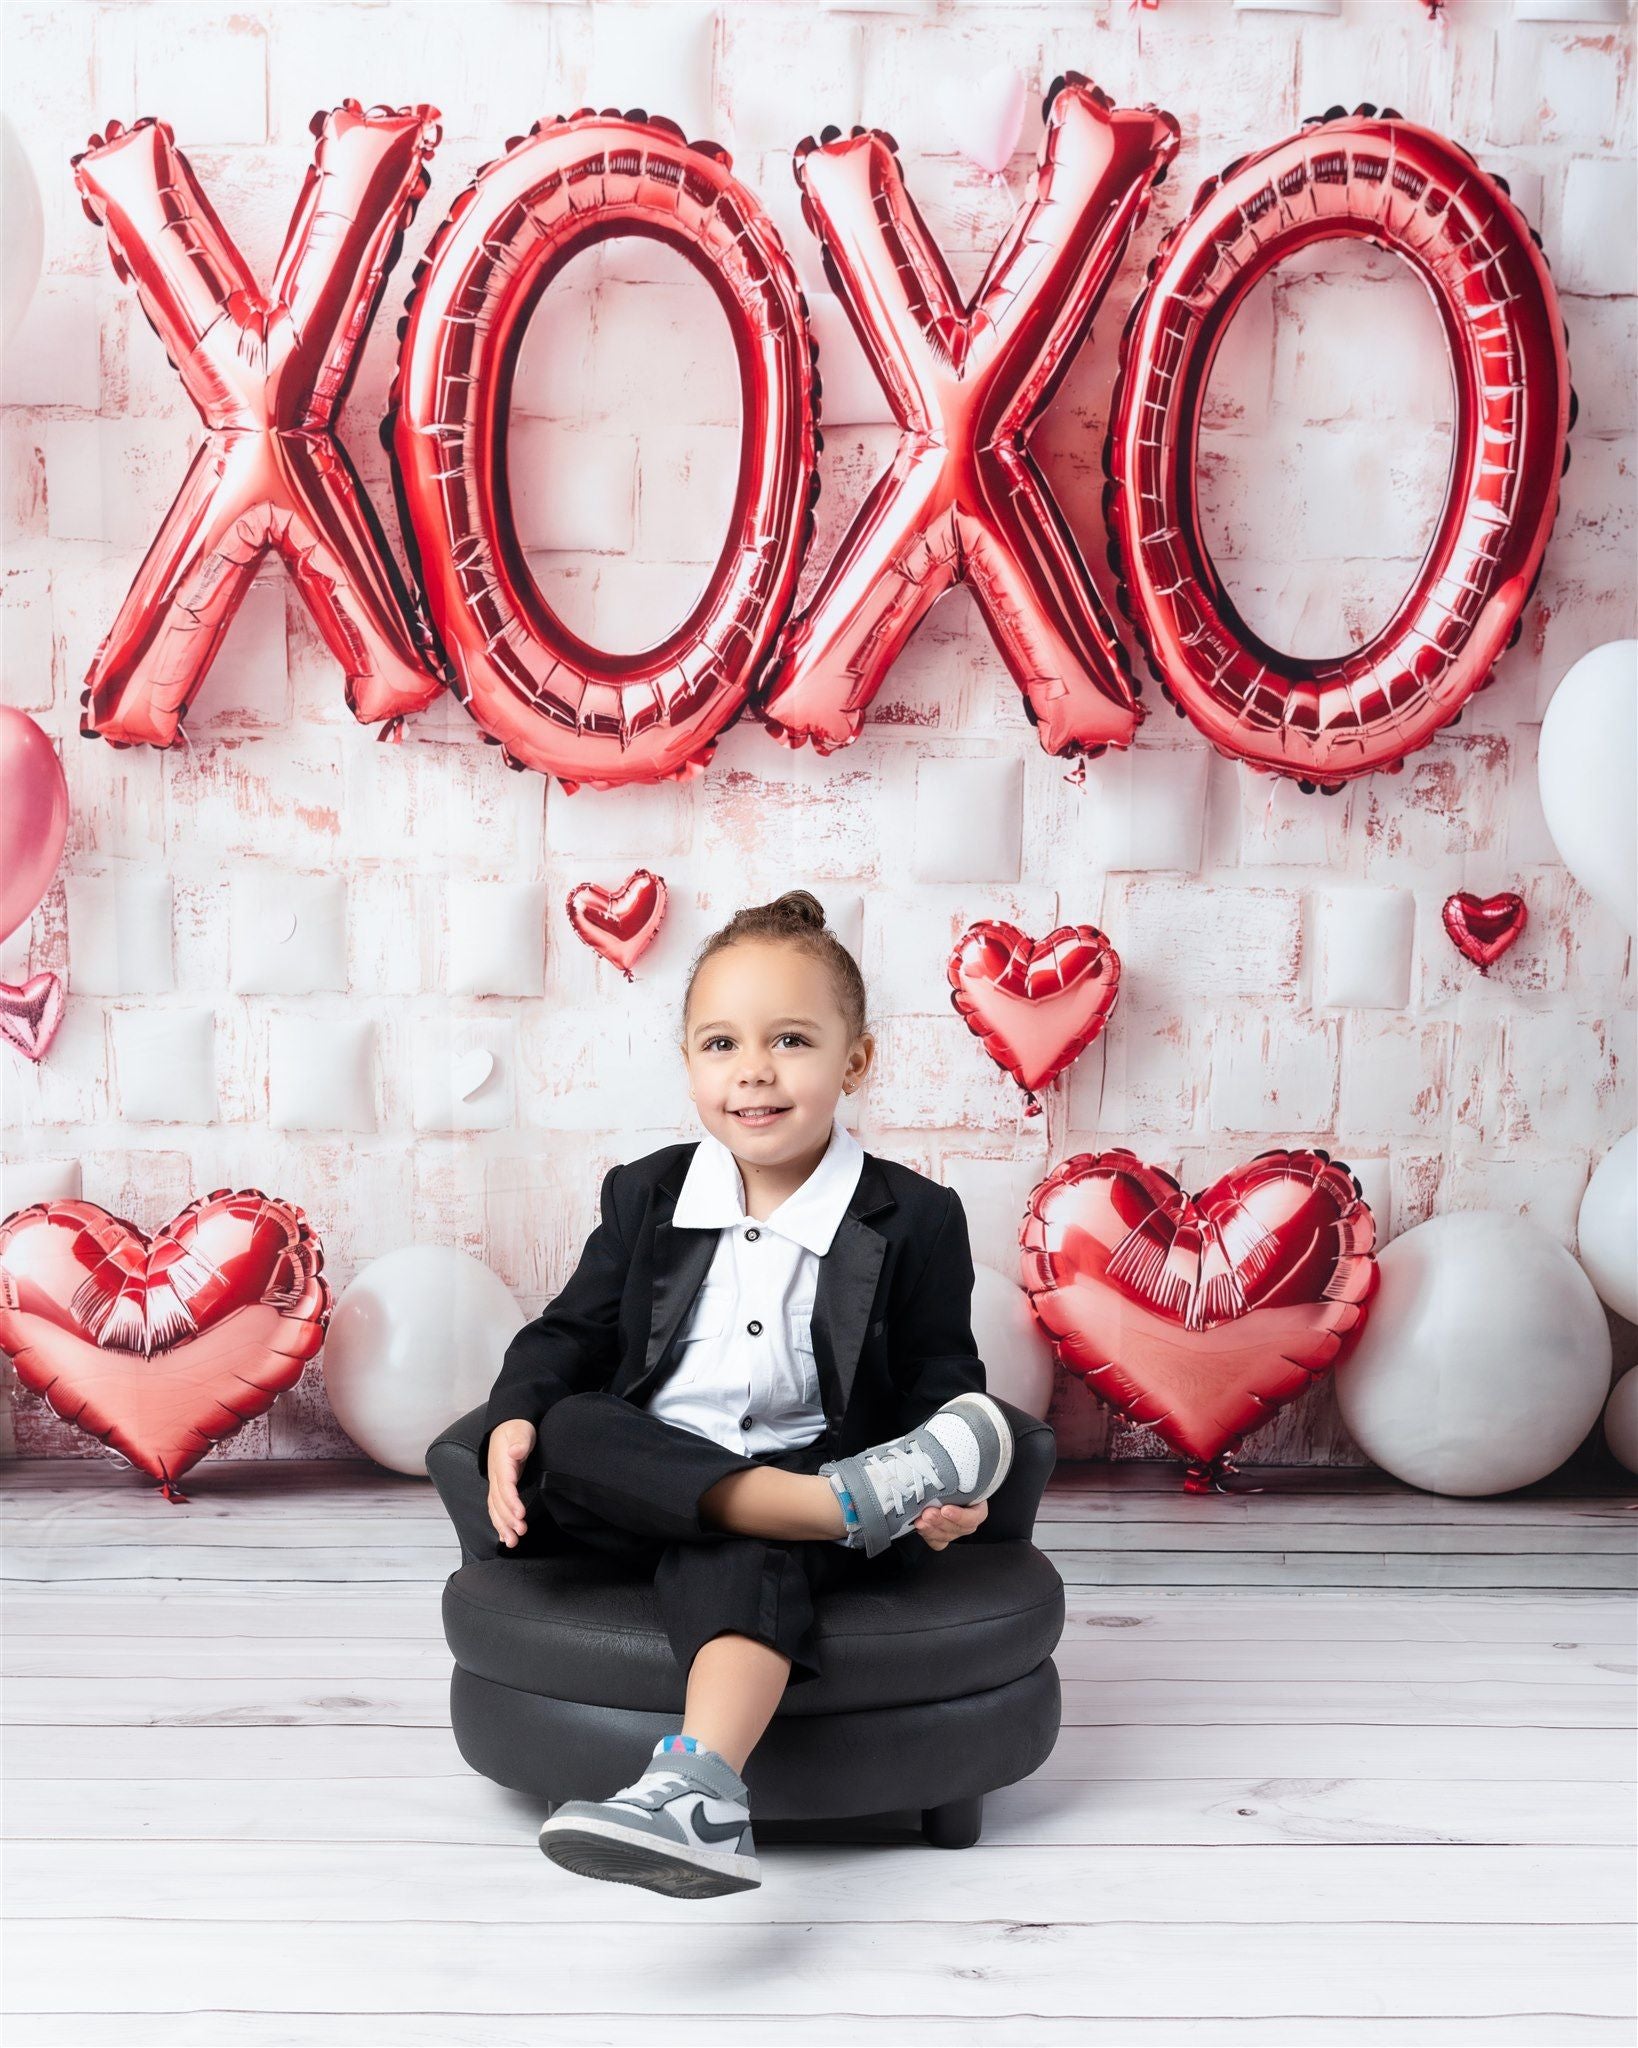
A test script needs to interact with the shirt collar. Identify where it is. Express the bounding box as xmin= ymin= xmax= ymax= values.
xmin=672 ymin=1115 xmax=865 ymax=1255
